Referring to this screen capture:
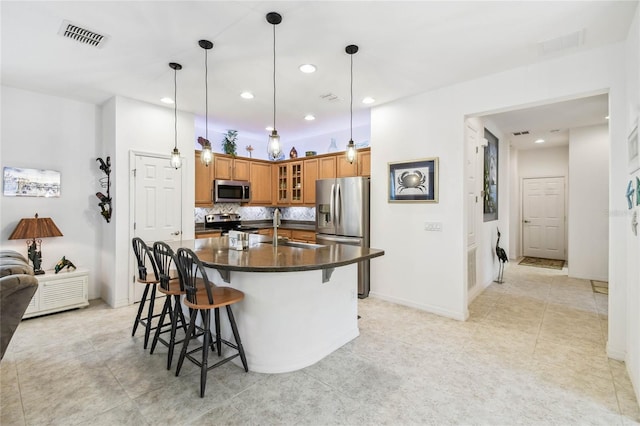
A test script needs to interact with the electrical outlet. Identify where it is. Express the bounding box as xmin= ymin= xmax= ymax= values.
xmin=424 ymin=221 xmax=443 ymax=232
